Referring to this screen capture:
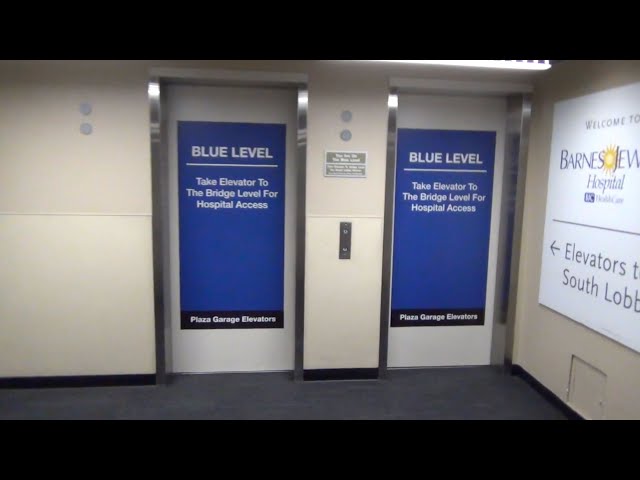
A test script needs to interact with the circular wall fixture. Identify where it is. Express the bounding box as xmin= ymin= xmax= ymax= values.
xmin=79 ymin=103 xmax=92 ymax=115
xmin=341 ymin=110 xmax=353 ymax=122
xmin=80 ymin=123 xmax=93 ymax=135
xmin=340 ymin=129 xmax=352 ymax=141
